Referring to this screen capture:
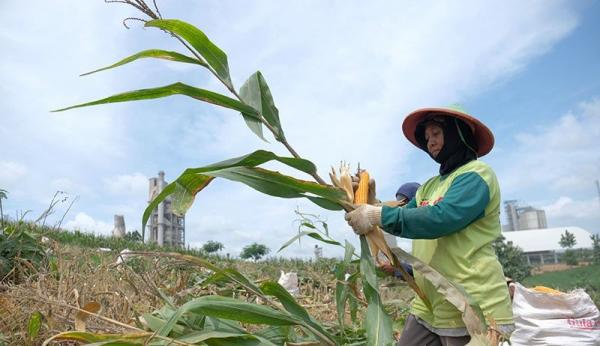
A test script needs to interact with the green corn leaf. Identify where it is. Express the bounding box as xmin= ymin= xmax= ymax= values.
xmin=359 ymin=236 xmax=393 ymax=346
xmin=42 ymin=332 xmax=151 ymax=346
xmin=335 ymin=241 xmax=355 ymax=328
xmin=146 ymin=19 xmax=233 ymax=89
xmin=348 ymin=291 xmax=359 ymax=325
xmin=85 ymin=341 xmax=153 ymax=346
xmin=80 ymin=49 xmax=206 ymax=76
xmin=53 ymin=82 xmax=258 ymax=117
xmin=178 ymin=330 xmax=255 ymax=344
xmin=259 ymin=281 xmax=336 ymax=344
xmin=142 ymin=150 xmax=345 ymax=235
xmin=141 ymin=313 xmax=185 ymax=336
xmin=205 ymin=335 xmax=278 ymax=346
xmin=27 ymin=311 xmax=42 ymax=339
xmin=203 ymin=317 xmax=246 ymax=333
xmin=278 ymin=231 xmax=341 ymax=253
xmin=241 ymin=112 xmax=267 ymax=142
xmin=254 ymin=326 xmax=291 ymax=345
xmin=240 ymin=71 xmax=285 ymax=141
xmin=391 ymin=248 xmax=488 ymax=338
xmin=158 ymin=296 xmax=302 ymax=336
xmin=202 ymin=268 xmax=264 ymax=296
xmin=151 ymin=252 xmax=264 ymax=297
